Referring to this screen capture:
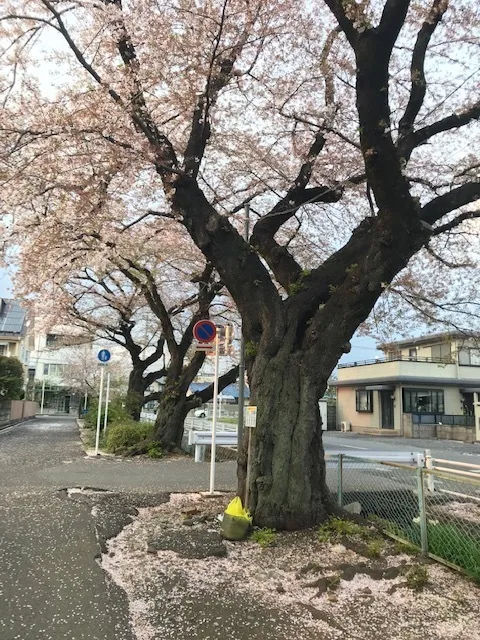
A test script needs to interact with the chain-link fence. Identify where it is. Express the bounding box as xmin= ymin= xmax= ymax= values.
xmin=326 ymin=454 xmax=480 ymax=578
